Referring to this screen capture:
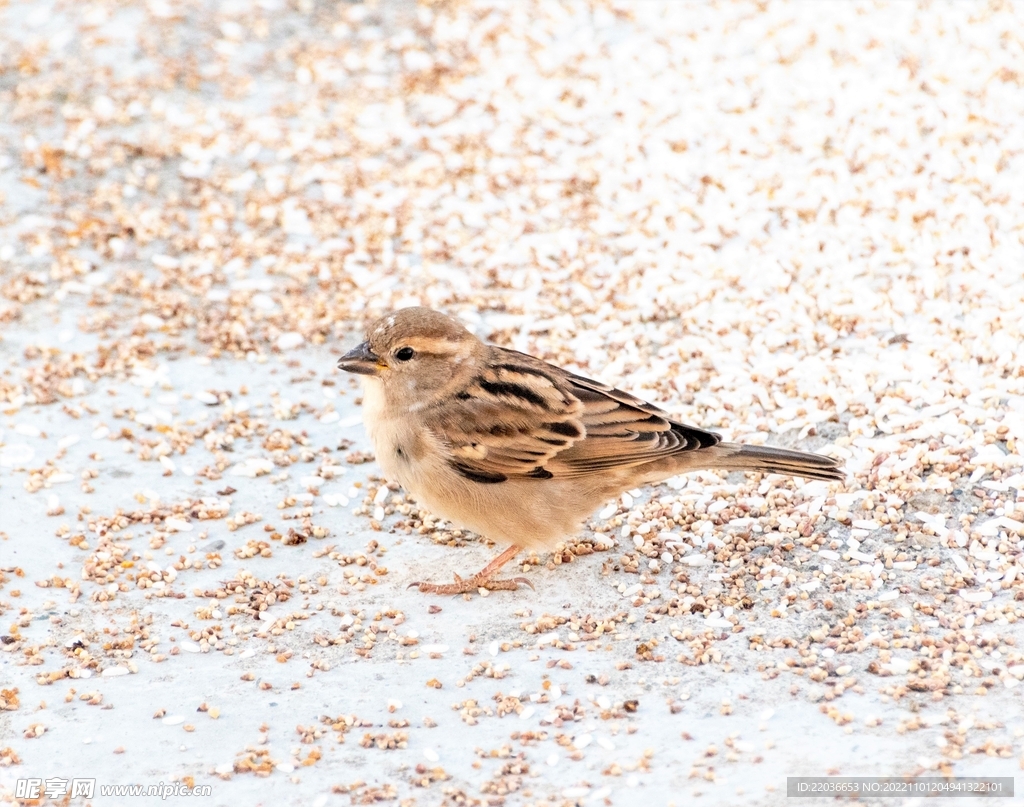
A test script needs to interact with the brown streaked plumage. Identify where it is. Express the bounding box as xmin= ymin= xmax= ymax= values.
xmin=338 ymin=307 xmax=844 ymax=595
